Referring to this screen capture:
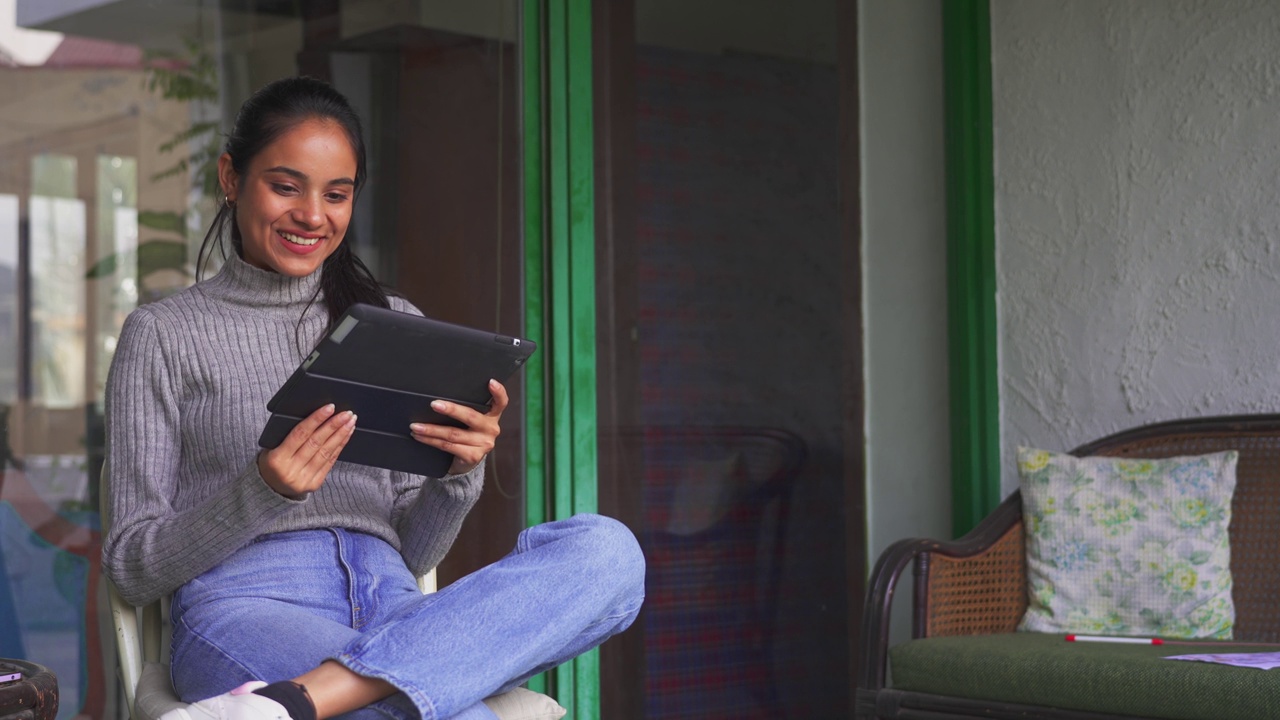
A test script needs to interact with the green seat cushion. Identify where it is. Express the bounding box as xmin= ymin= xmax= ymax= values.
xmin=889 ymin=632 xmax=1280 ymax=719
